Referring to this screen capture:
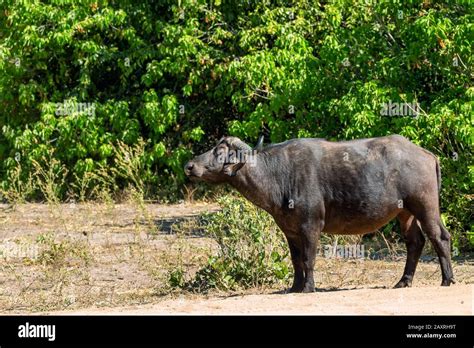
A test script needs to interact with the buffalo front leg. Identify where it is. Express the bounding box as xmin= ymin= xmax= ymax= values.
xmin=301 ymin=222 xmax=322 ymax=293
xmin=286 ymin=235 xmax=304 ymax=293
